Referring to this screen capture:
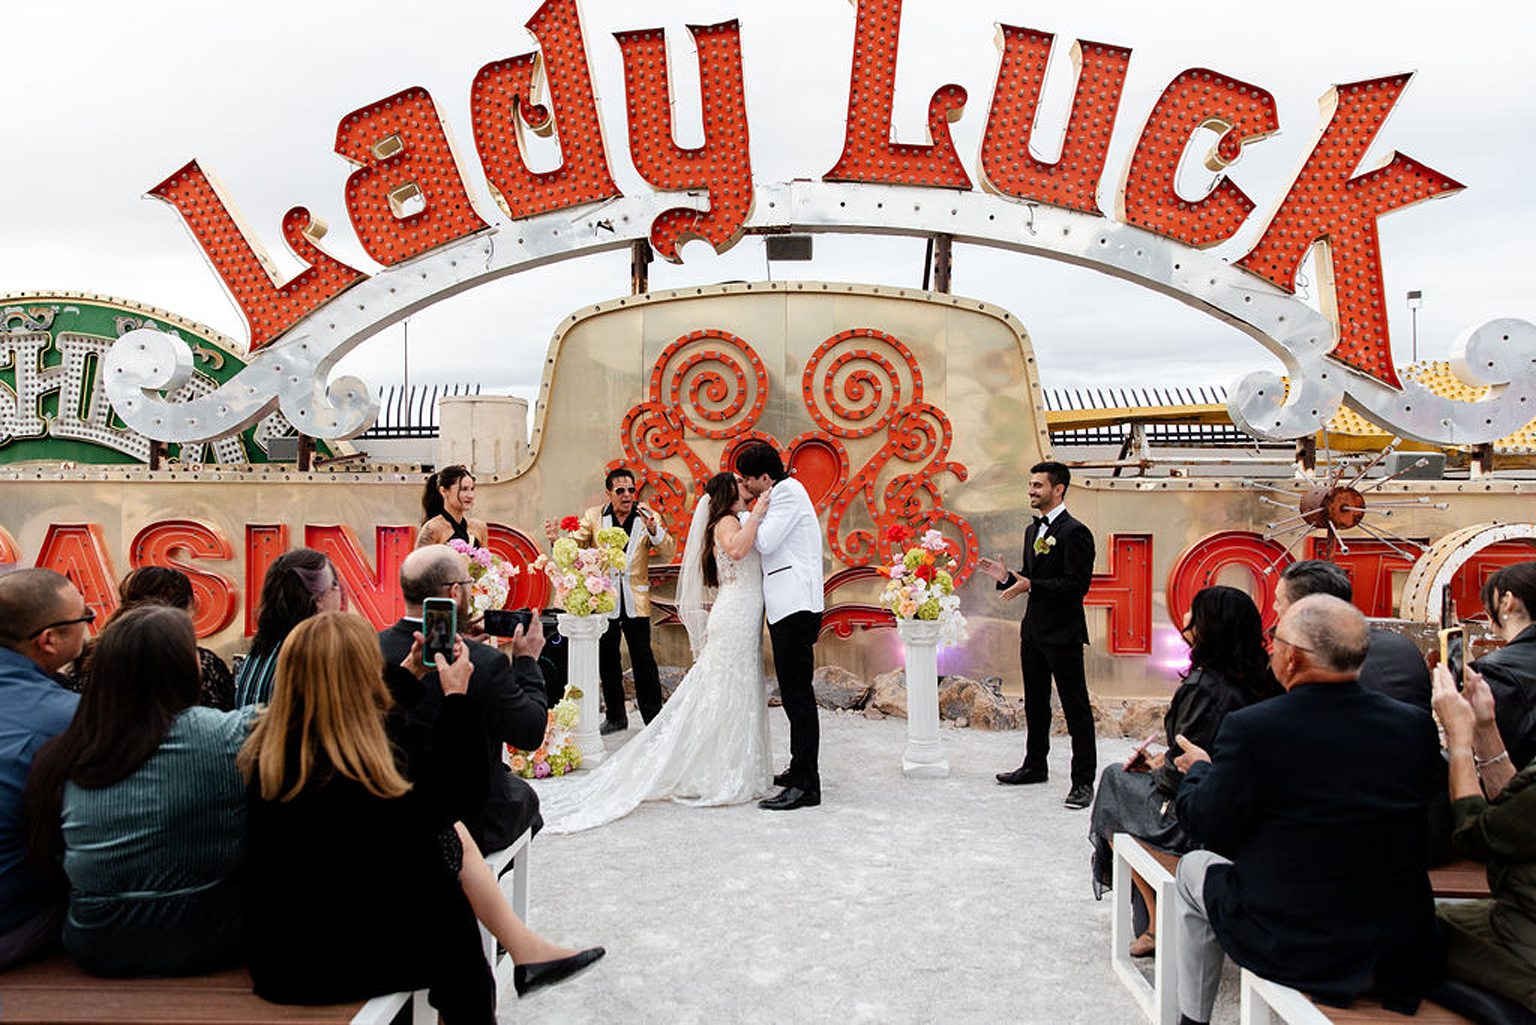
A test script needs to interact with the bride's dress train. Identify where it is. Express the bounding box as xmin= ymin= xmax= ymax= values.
xmin=533 ymin=544 xmax=772 ymax=834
